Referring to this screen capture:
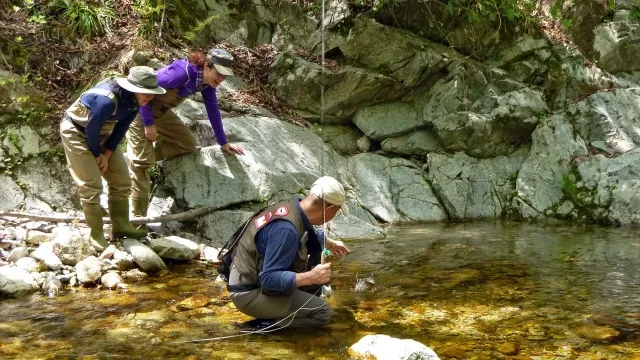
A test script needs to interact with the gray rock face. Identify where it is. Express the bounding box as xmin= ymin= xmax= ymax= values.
xmin=122 ymin=239 xmax=167 ymax=273
xmin=0 ymin=174 xmax=24 ymax=210
xmin=515 ymin=115 xmax=588 ymax=217
xmin=346 ymin=154 xmax=446 ymax=222
xmin=75 ymin=256 xmax=102 ymax=284
xmin=569 ymin=89 xmax=640 ymax=154
xmin=3 ymin=125 xmax=49 ymax=157
xmin=14 ymin=156 xmax=75 ymax=211
xmin=349 ymin=334 xmax=440 ymax=360
xmin=340 ymin=17 xmax=451 ymax=87
xmin=196 ymin=210 xmax=255 ymax=247
xmin=0 ymin=265 xmax=38 ymax=297
xmin=164 ymin=116 xmax=342 ymax=210
xmin=269 ymin=53 xmax=404 ymax=122
xmin=318 ymin=125 xmax=364 ymax=156
xmin=594 ymin=15 xmax=640 ymax=73
xmin=381 ymin=129 xmax=443 ymax=157
xmin=148 ymin=236 xmax=200 ymax=261
xmin=353 ymin=102 xmax=422 ymax=141
xmin=427 ymin=148 xmax=529 ymax=219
